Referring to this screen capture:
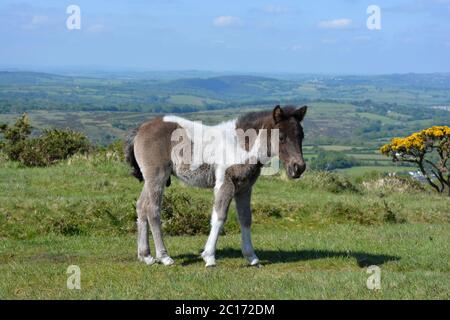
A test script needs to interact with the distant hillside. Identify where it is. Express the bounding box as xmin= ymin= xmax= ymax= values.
xmin=154 ymin=75 xmax=295 ymax=99
xmin=0 ymin=71 xmax=74 ymax=85
xmin=0 ymin=71 xmax=449 ymax=114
